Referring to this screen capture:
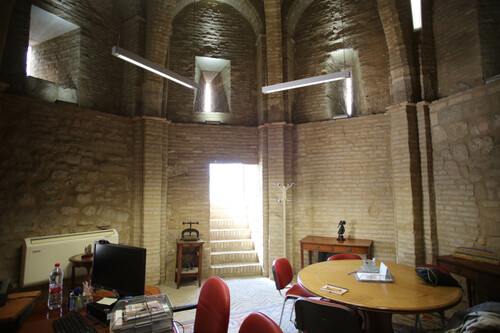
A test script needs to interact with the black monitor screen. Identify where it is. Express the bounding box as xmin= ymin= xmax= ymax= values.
xmin=91 ymin=242 xmax=146 ymax=298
